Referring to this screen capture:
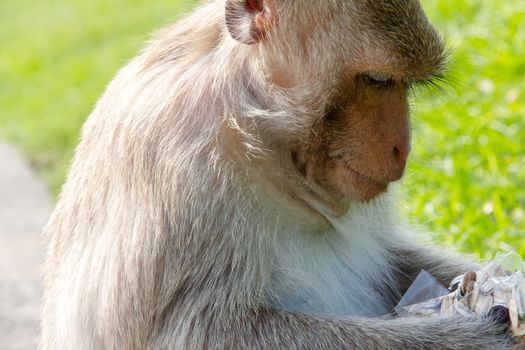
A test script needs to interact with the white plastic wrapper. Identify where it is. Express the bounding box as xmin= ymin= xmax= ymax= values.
xmin=396 ymin=253 xmax=525 ymax=340
xmin=395 ymin=270 xmax=450 ymax=316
